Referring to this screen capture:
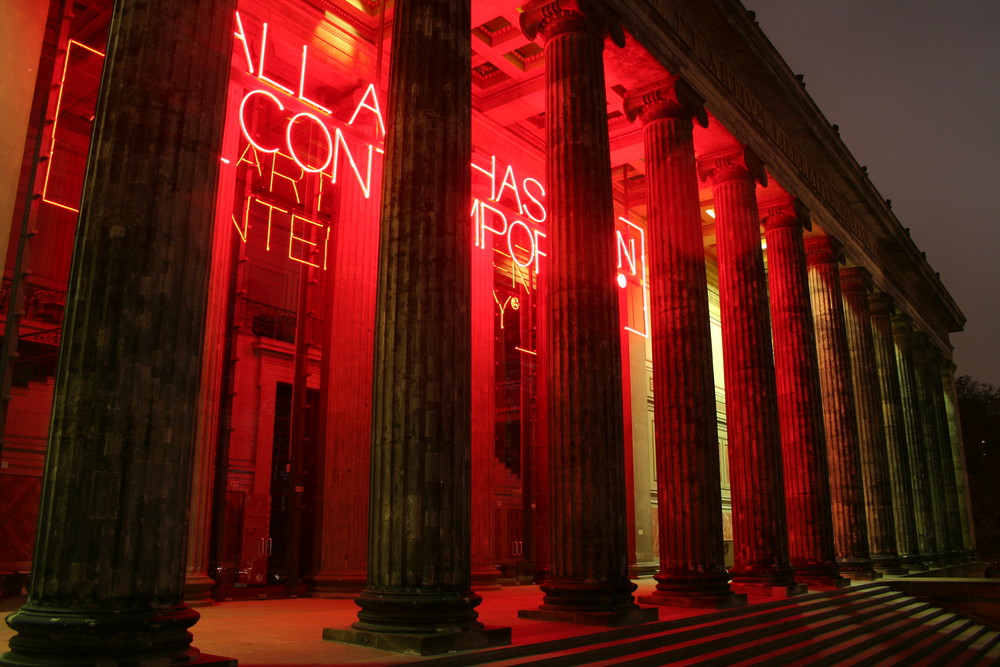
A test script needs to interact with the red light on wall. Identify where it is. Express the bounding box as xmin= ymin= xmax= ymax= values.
xmin=41 ymin=39 xmax=106 ymax=213
xmin=617 ymin=217 xmax=649 ymax=338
